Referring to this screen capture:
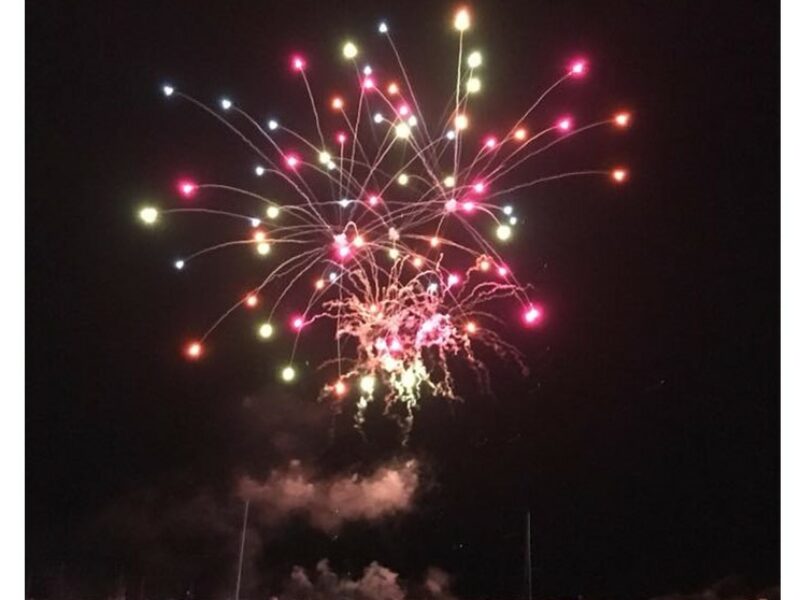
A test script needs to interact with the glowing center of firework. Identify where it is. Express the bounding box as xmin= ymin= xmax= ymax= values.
xmin=382 ymin=355 xmax=399 ymax=371
xmin=415 ymin=314 xmax=454 ymax=347
xmin=400 ymin=369 xmax=416 ymax=388
xmin=395 ymin=122 xmax=411 ymax=139
xmin=360 ymin=374 xmax=376 ymax=394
